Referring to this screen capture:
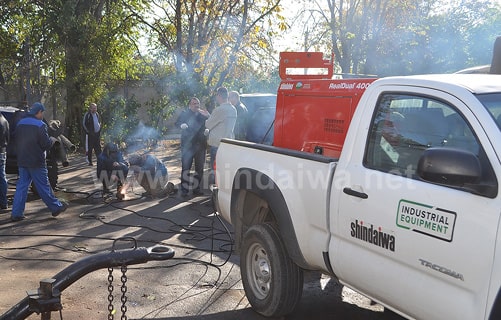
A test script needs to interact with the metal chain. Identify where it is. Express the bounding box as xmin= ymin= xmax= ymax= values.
xmin=107 ymin=267 xmax=115 ymax=320
xmin=120 ymin=264 xmax=128 ymax=320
